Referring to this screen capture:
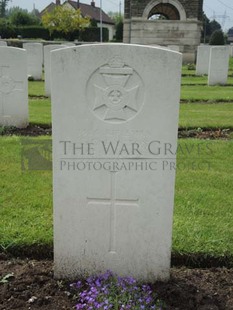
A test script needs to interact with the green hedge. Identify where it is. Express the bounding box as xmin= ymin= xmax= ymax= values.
xmin=0 ymin=24 xmax=109 ymax=42
xmin=81 ymin=27 xmax=109 ymax=42
xmin=17 ymin=26 xmax=50 ymax=40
